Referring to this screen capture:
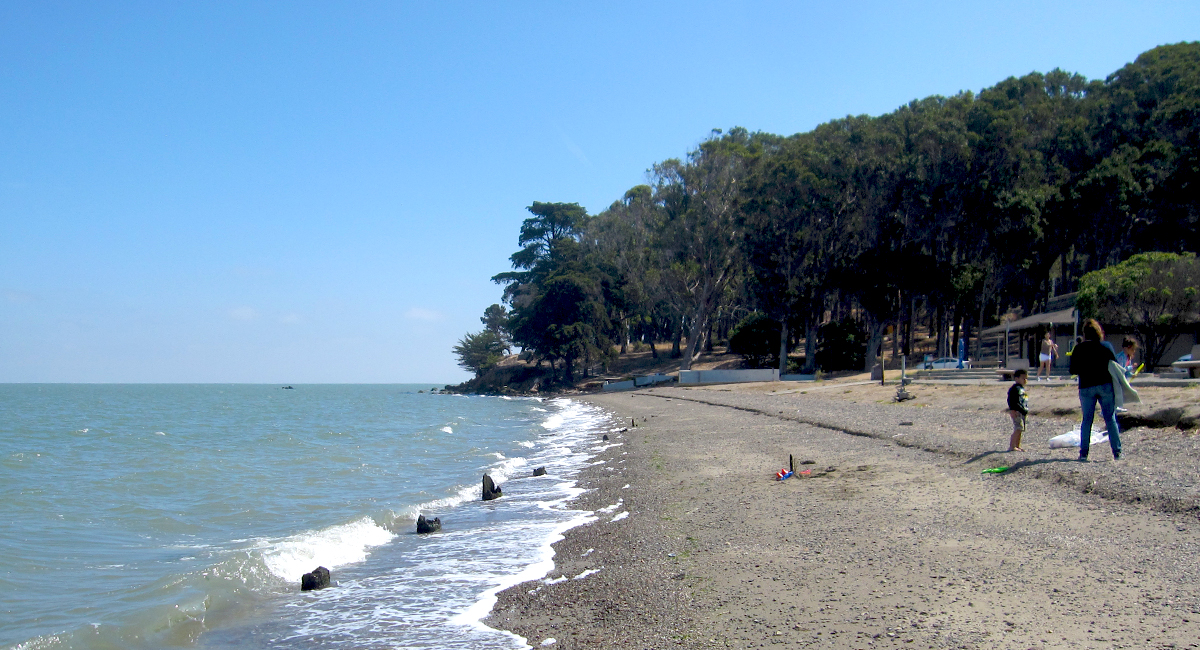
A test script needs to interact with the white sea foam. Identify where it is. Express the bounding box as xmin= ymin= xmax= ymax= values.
xmin=597 ymin=500 xmax=623 ymax=514
xmin=448 ymin=398 xmax=613 ymax=643
xmin=393 ymin=454 xmax=533 ymax=527
xmin=610 ymin=512 xmax=628 ymax=522
xmin=573 ymin=568 xmax=601 ymax=580
xmin=259 ymin=517 xmax=395 ymax=582
xmin=451 ymin=510 xmax=597 ymax=630
xmin=441 ymin=426 xmax=454 ymax=433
